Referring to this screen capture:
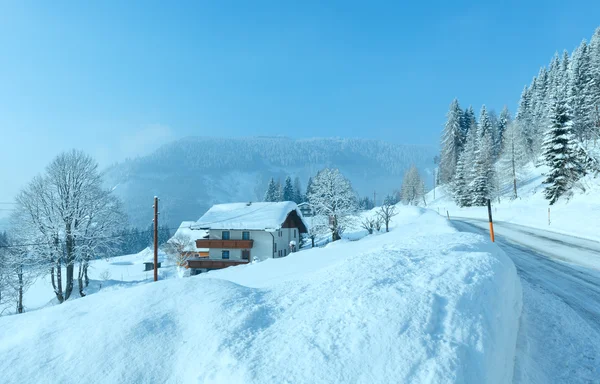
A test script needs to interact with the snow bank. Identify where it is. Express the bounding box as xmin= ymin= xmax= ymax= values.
xmin=0 ymin=207 xmax=522 ymax=384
